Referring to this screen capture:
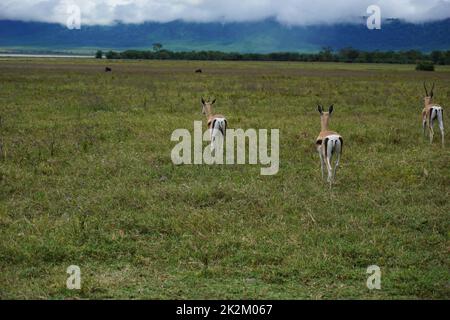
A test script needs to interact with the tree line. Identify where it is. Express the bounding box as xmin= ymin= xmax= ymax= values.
xmin=97 ymin=47 xmax=450 ymax=65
